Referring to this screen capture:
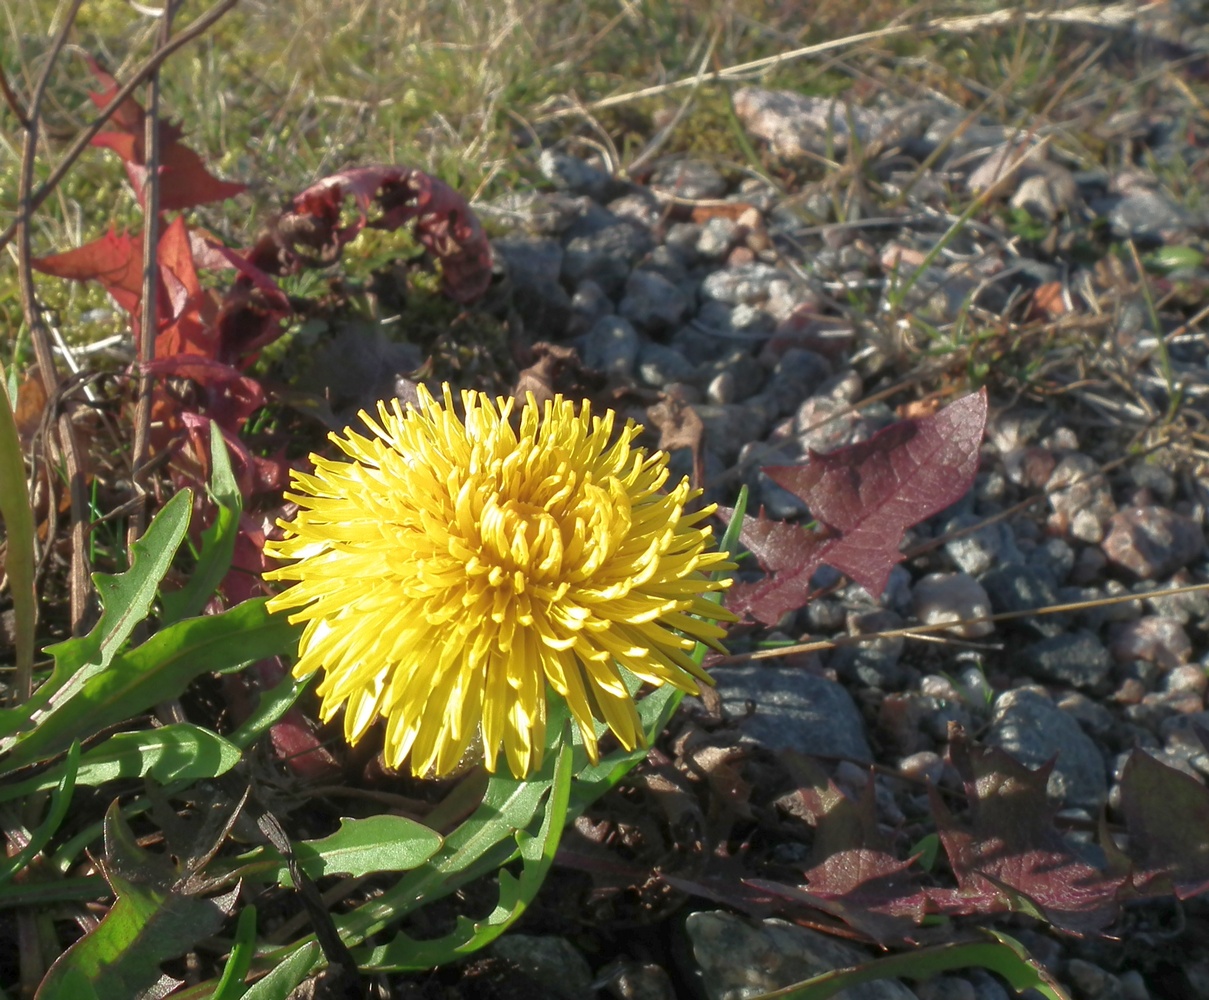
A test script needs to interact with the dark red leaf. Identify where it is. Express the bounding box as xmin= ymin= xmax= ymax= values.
xmin=1118 ymin=747 xmax=1209 ymax=899
xmin=750 ymin=751 xmax=927 ymax=942
xmin=86 ymin=58 xmax=245 ymax=211
xmin=32 ymin=227 xmax=142 ymax=314
xmin=719 ymin=510 xmax=833 ymax=624
xmin=287 ymin=165 xmax=493 ymax=303
xmin=929 ymin=730 xmax=1124 ymax=934
xmin=153 ymin=216 xmax=216 ymax=358
xmin=766 ymin=389 xmax=987 ymax=597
